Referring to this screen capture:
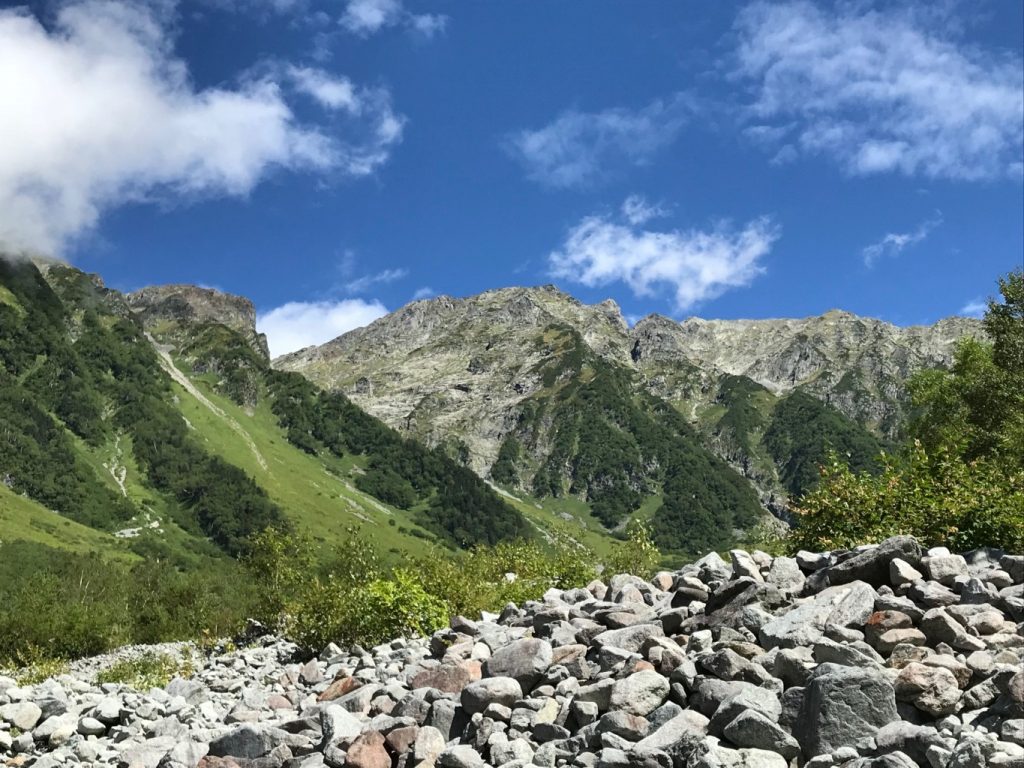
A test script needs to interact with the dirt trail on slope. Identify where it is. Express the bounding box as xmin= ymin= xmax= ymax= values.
xmin=103 ymin=435 xmax=129 ymax=496
xmin=149 ymin=336 xmax=269 ymax=472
